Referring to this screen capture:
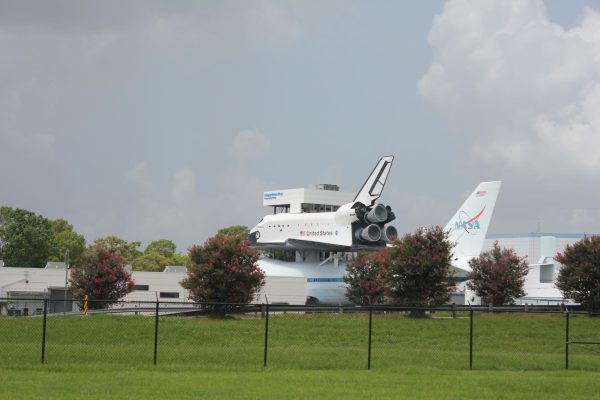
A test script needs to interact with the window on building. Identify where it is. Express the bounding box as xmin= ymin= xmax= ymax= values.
xmin=134 ymin=284 xmax=149 ymax=291
xmin=159 ymin=292 xmax=180 ymax=299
